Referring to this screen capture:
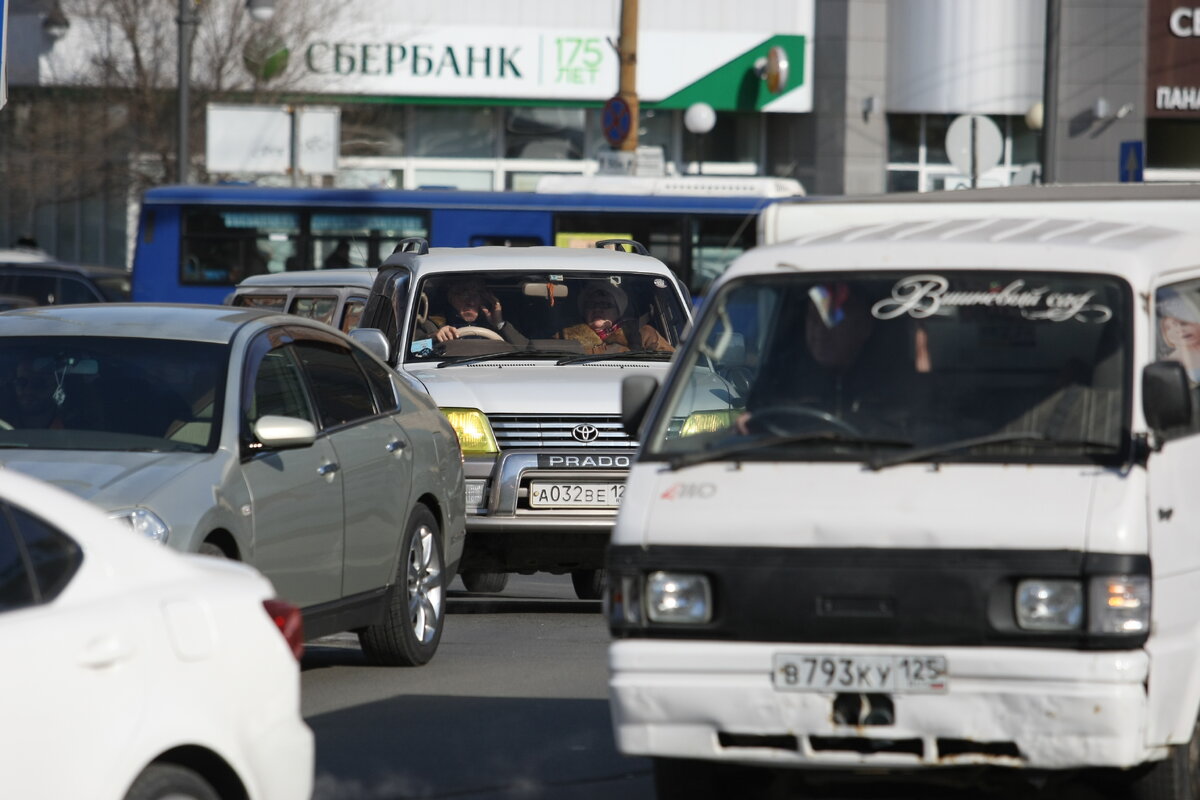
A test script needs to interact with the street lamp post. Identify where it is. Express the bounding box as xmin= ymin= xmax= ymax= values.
xmin=177 ymin=0 xmax=276 ymax=183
